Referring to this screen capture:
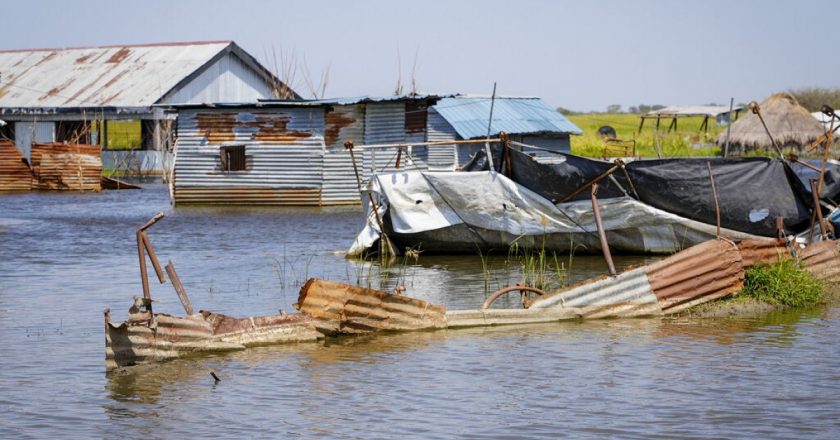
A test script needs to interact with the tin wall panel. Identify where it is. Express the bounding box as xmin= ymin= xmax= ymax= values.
xmin=426 ymin=107 xmax=458 ymax=171
xmin=172 ymin=107 xmax=327 ymax=205
xmin=322 ymin=104 xmax=365 ymax=205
